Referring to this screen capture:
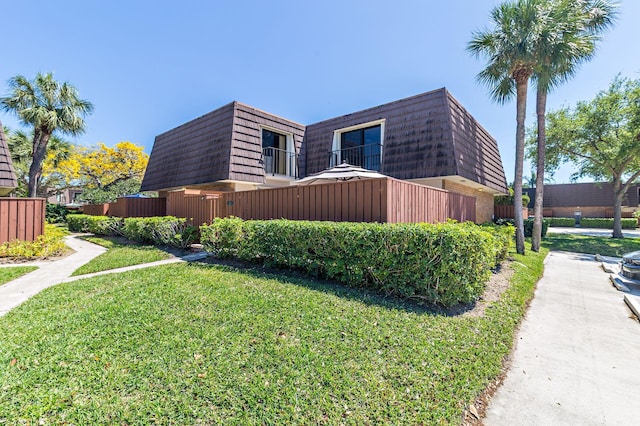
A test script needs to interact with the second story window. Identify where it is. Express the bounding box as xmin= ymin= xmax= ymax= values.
xmin=331 ymin=120 xmax=384 ymax=171
xmin=262 ymin=128 xmax=297 ymax=177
